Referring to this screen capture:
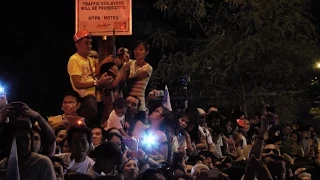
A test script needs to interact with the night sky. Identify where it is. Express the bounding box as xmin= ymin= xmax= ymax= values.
xmin=1 ymin=0 xmax=320 ymax=116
